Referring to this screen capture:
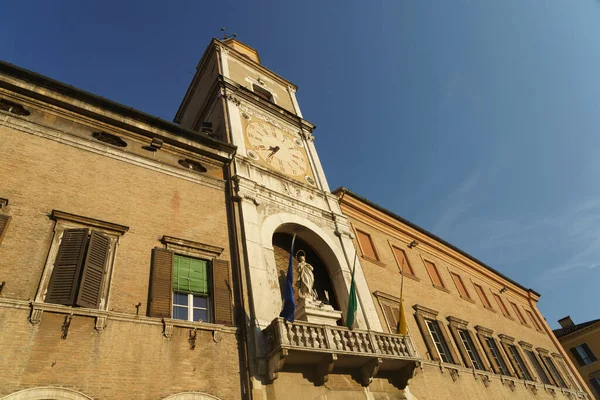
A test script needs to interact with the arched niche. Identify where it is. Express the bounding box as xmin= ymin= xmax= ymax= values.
xmin=273 ymin=231 xmax=340 ymax=312
xmin=0 ymin=387 xmax=94 ymax=400
xmin=269 ymin=221 xmax=349 ymax=321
